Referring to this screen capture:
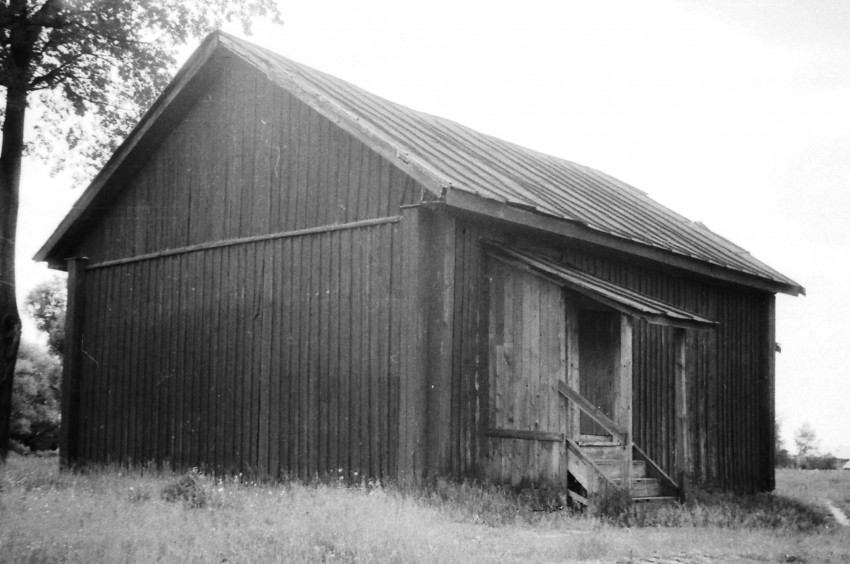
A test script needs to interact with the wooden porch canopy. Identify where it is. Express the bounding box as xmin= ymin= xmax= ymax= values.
xmin=485 ymin=244 xmax=717 ymax=330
